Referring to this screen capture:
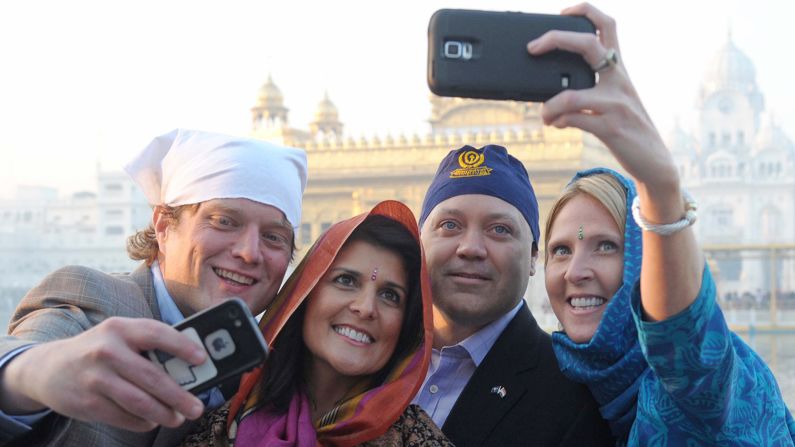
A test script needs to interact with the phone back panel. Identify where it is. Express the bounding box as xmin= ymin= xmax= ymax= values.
xmin=149 ymin=298 xmax=269 ymax=395
xmin=428 ymin=9 xmax=596 ymax=102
